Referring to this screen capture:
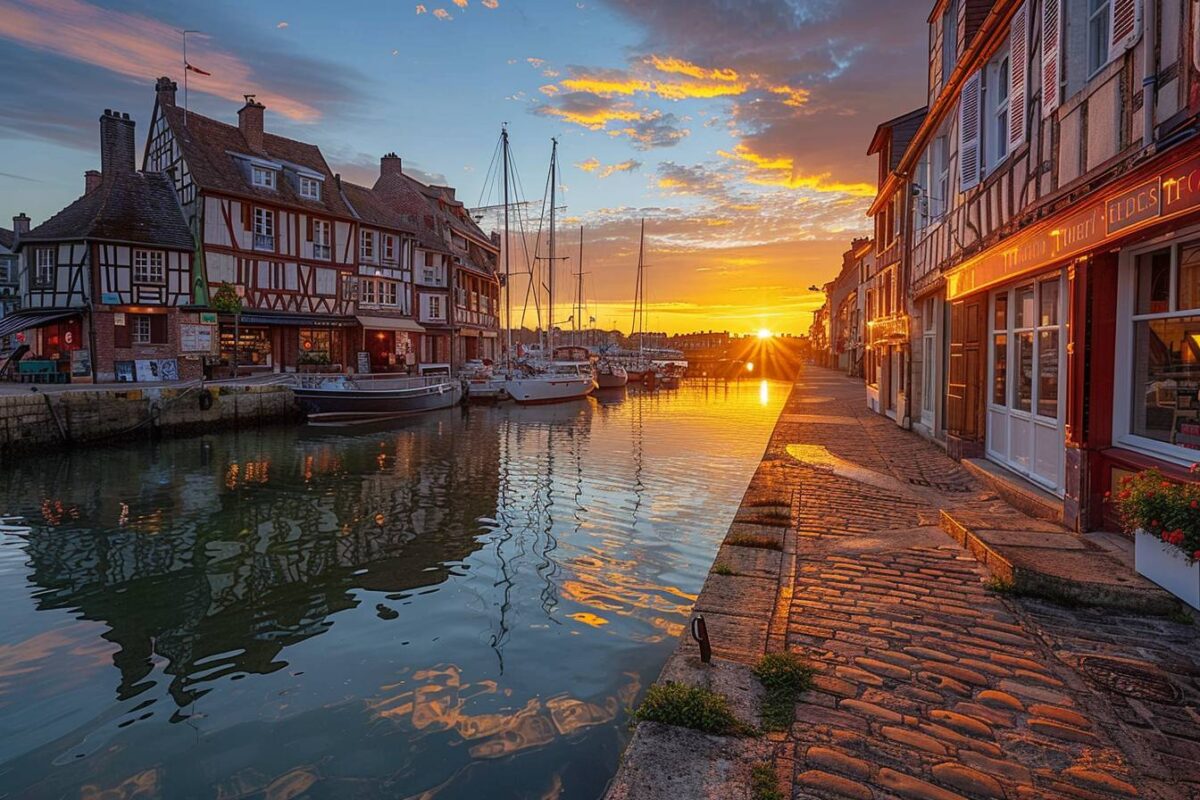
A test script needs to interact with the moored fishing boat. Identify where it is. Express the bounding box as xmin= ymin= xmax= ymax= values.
xmin=293 ymin=373 xmax=462 ymax=418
